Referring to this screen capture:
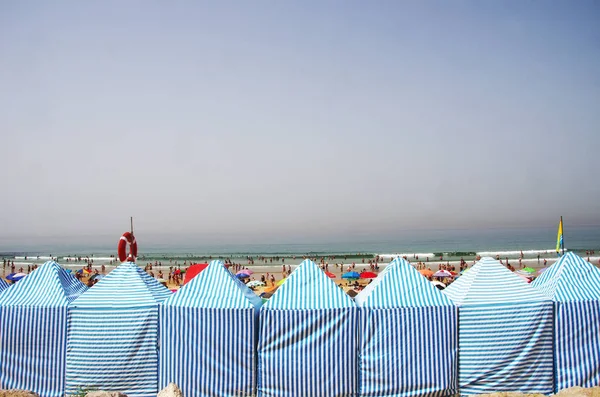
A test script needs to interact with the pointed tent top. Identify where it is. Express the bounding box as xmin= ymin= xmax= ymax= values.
xmin=0 ymin=277 xmax=10 ymax=293
xmin=163 ymin=260 xmax=262 ymax=309
xmin=0 ymin=261 xmax=87 ymax=307
xmin=263 ymin=259 xmax=355 ymax=309
xmin=71 ymin=262 xmax=172 ymax=308
xmin=443 ymin=257 xmax=550 ymax=306
xmin=355 ymin=258 xmax=454 ymax=308
xmin=532 ymin=252 xmax=600 ymax=302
